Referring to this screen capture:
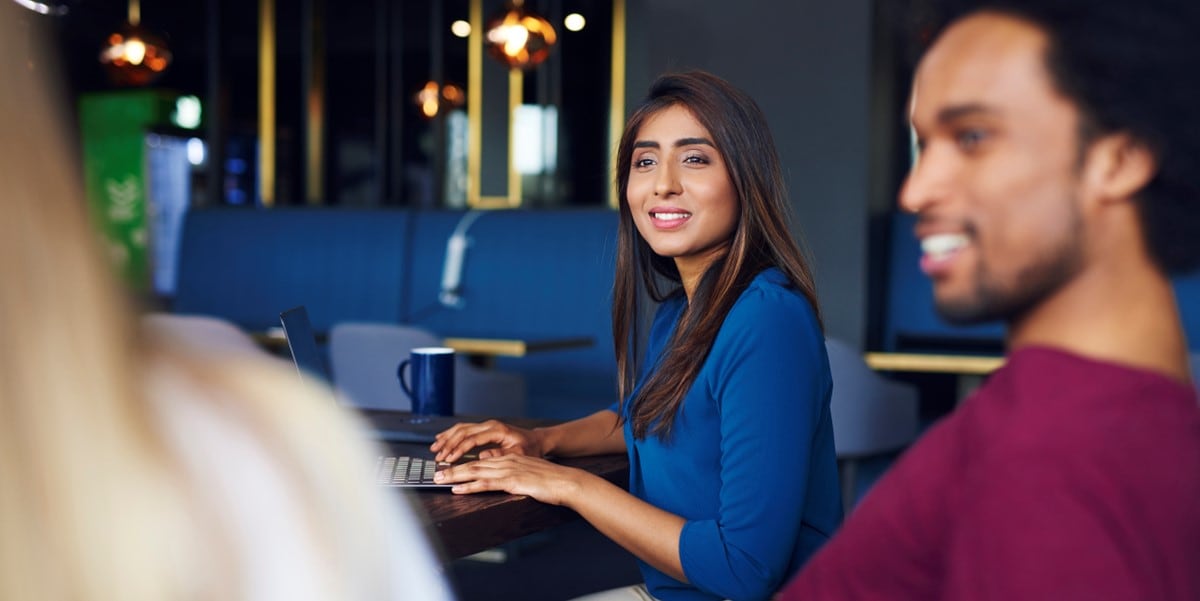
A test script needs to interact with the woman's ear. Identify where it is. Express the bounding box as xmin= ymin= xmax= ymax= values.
xmin=1080 ymin=133 xmax=1158 ymax=206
